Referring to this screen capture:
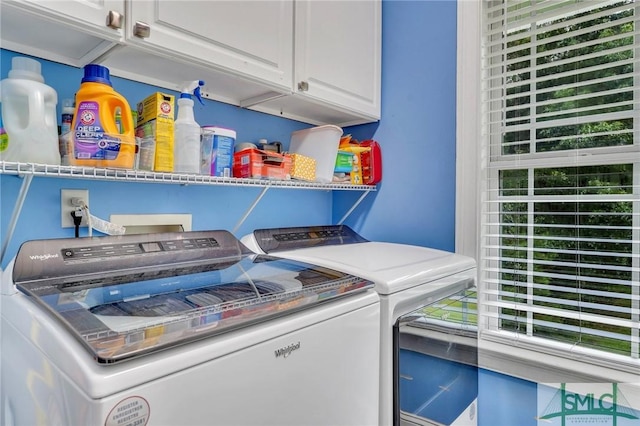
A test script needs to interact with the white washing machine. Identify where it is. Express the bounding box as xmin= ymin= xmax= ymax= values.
xmin=0 ymin=230 xmax=380 ymax=426
xmin=242 ymin=225 xmax=478 ymax=426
